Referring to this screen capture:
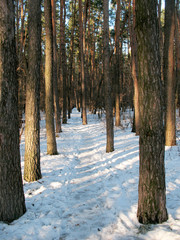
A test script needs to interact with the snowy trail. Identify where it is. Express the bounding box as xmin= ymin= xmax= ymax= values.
xmin=56 ymin=114 xmax=110 ymax=239
xmin=60 ymin=124 xmax=106 ymax=239
xmin=0 ymin=109 xmax=180 ymax=240
xmin=56 ymin=112 xmax=139 ymax=240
